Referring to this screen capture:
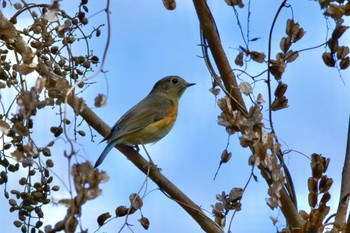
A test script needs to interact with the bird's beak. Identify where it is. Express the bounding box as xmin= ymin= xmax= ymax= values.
xmin=186 ymin=82 xmax=196 ymax=87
